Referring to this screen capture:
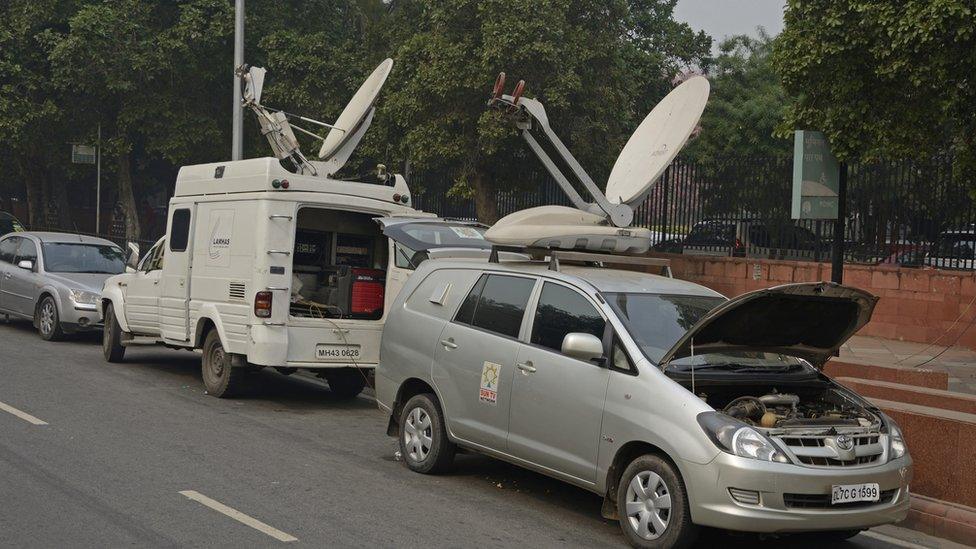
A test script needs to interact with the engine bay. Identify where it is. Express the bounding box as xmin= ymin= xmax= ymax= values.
xmin=692 ymin=382 xmax=881 ymax=431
